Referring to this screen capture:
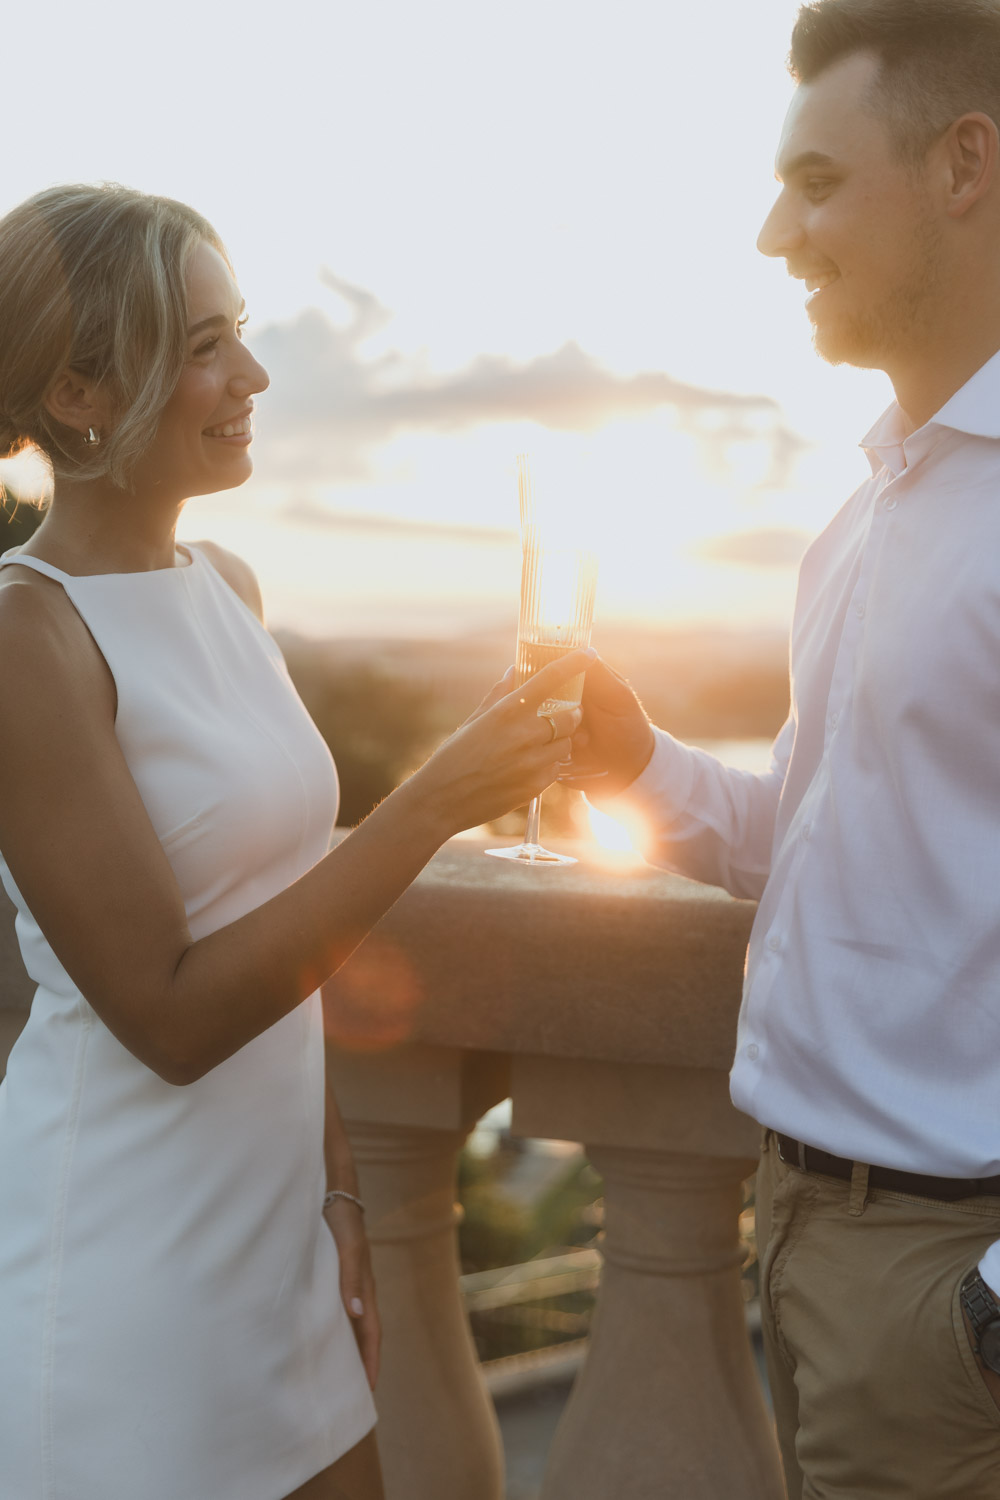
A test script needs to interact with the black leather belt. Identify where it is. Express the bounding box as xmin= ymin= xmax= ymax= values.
xmin=775 ymin=1134 xmax=1000 ymax=1202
